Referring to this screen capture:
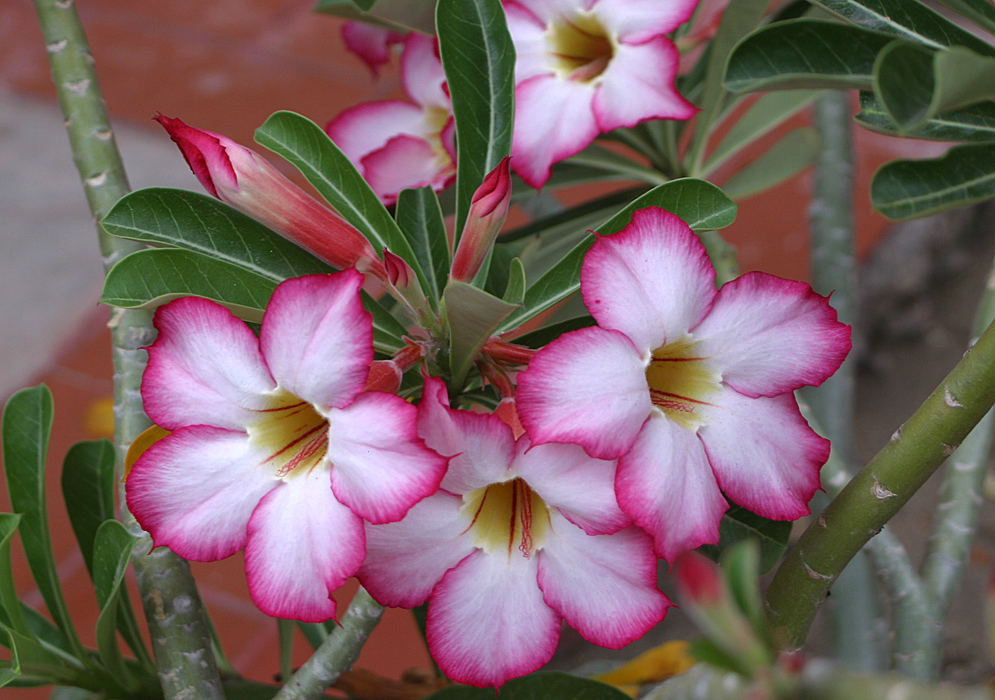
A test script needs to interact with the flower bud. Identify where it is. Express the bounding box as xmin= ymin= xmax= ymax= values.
xmin=155 ymin=115 xmax=386 ymax=279
xmin=450 ymin=157 xmax=511 ymax=283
